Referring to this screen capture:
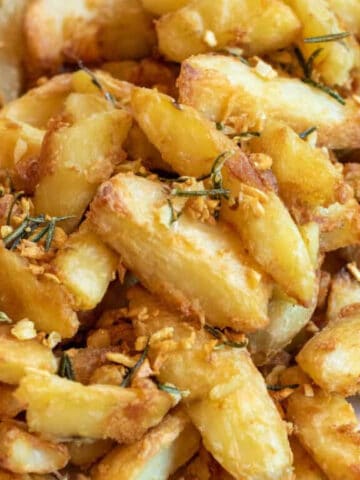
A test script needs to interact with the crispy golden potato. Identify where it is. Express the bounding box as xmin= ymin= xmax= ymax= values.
xmin=24 ymin=0 xmax=156 ymax=79
xmin=0 ymin=421 xmax=69 ymax=474
xmin=0 ymin=246 xmax=78 ymax=338
xmin=0 ymin=384 xmax=25 ymax=420
xmin=290 ymin=436 xmax=327 ymax=480
xmin=284 ymin=0 xmax=357 ymax=86
xmin=173 ymin=447 xmax=235 ymax=480
xmin=284 ymin=368 xmax=360 ymax=480
xmin=131 ymin=87 xmax=316 ymax=305
xmin=68 ymin=439 xmax=114 ymax=467
xmin=1 ymin=75 xmax=72 ymax=129
xmin=53 ymin=226 xmax=118 ymax=310
xmin=297 ymin=314 xmax=360 ymax=396
xmin=315 ymin=199 xmax=360 ymax=252
xmin=0 ymin=0 xmax=28 ymax=104
xmin=33 ymin=109 xmax=132 ymax=232
xmin=0 ymin=118 xmax=44 ymax=193
xmin=62 ymin=92 xmax=113 ymax=123
xmin=141 ymin=0 xmax=189 ymax=15
xmin=249 ymin=119 xmax=345 ymax=209
xmin=0 ymin=469 xmax=31 ymax=480
xmin=0 ymin=325 xmax=57 ymax=385
xmin=89 ymin=173 xmax=271 ymax=332
xmin=92 ymin=410 xmax=200 ymax=480
xmin=15 ymin=371 xmax=173 ymax=441
xmin=328 ymin=0 xmax=360 ymax=36
xmin=130 ymin=287 xmax=293 ymax=480
xmin=178 ymin=54 xmax=360 ymax=150
xmin=156 ymin=0 xmax=300 ymax=62
xmin=326 ymin=270 xmax=360 ymax=322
